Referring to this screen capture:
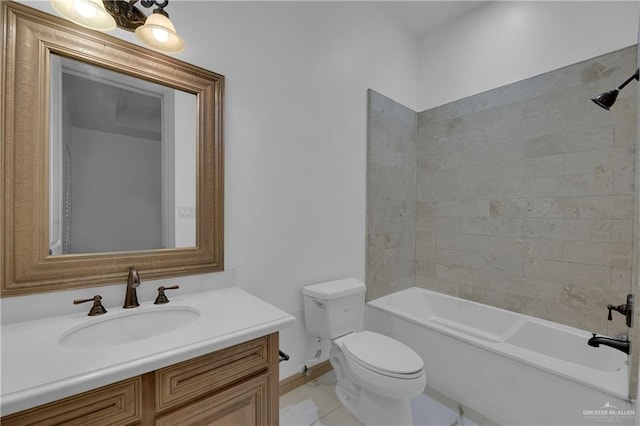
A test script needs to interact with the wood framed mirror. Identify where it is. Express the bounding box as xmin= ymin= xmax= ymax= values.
xmin=1 ymin=1 xmax=224 ymax=296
